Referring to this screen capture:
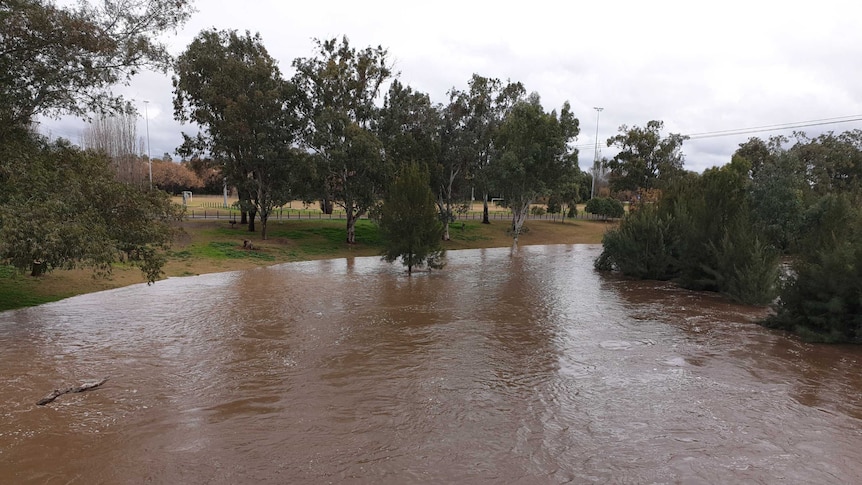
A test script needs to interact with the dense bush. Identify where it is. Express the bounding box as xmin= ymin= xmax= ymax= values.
xmin=595 ymin=204 xmax=682 ymax=280
xmin=585 ymin=197 xmax=624 ymax=220
xmin=595 ymin=160 xmax=779 ymax=305
xmin=530 ymin=205 xmax=546 ymax=216
xmin=763 ymin=196 xmax=862 ymax=342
